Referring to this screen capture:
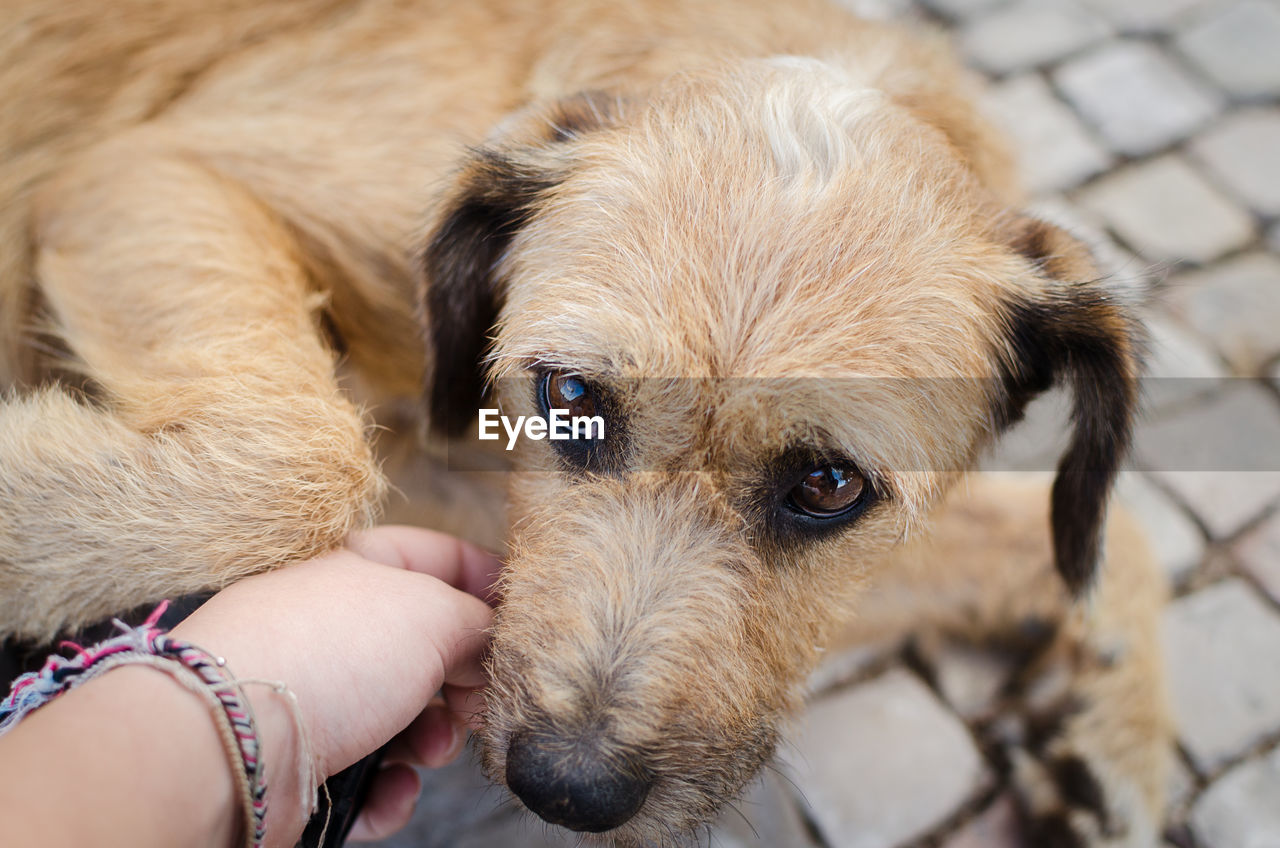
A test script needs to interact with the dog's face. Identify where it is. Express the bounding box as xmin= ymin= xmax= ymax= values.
xmin=421 ymin=59 xmax=1139 ymax=845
